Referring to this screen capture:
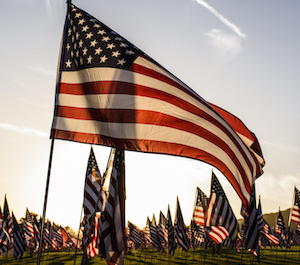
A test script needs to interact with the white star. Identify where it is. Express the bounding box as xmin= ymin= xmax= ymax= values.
xmin=71 ymin=6 xmax=77 ymax=12
xmin=90 ymin=39 xmax=98 ymax=47
xmin=125 ymin=50 xmax=135 ymax=55
xmin=117 ymin=59 xmax=126 ymax=66
xmin=78 ymin=18 xmax=85 ymax=25
xmin=100 ymin=55 xmax=108 ymax=63
xmin=79 ymin=39 xmax=83 ymax=48
xmin=112 ymin=50 xmax=121 ymax=58
xmin=86 ymin=32 xmax=93 ymax=39
xmin=87 ymin=55 xmax=93 ymax=64
xmin=68 ymin=28 xmax=72 ymax=36
xmin=102 ymin=36 xmax=110 ymax=42
xmin=82 ymin=47 xmax=88 ymax=55
xmin=80 ymin=57 xmax=83 ymax=65
xmin=75 ymin=12 xmax=82 ymax=18
xmin=66 ymin=43 xmax=71 ymax=51
xmin=120 ymin=43 xmax=128 ymax=48
xmin=82 ymin=25 xmax=89 ymax=32
xmin=95 ymin=47 xmax=103 ymax=55
xmin=98 ymin=29 xmax=106 ymax=35
xmin=76 ymin=32 xmax=80 ymax=40
xmin=76 ymin=50 xmax=79 ymax=57
xmin=107 ymin=43 xmax=115 ymax=50
xmin=93 ymin=23 xmax=101 ymax=28
xmin=65 ymin=59 xmax=72 ymax=68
